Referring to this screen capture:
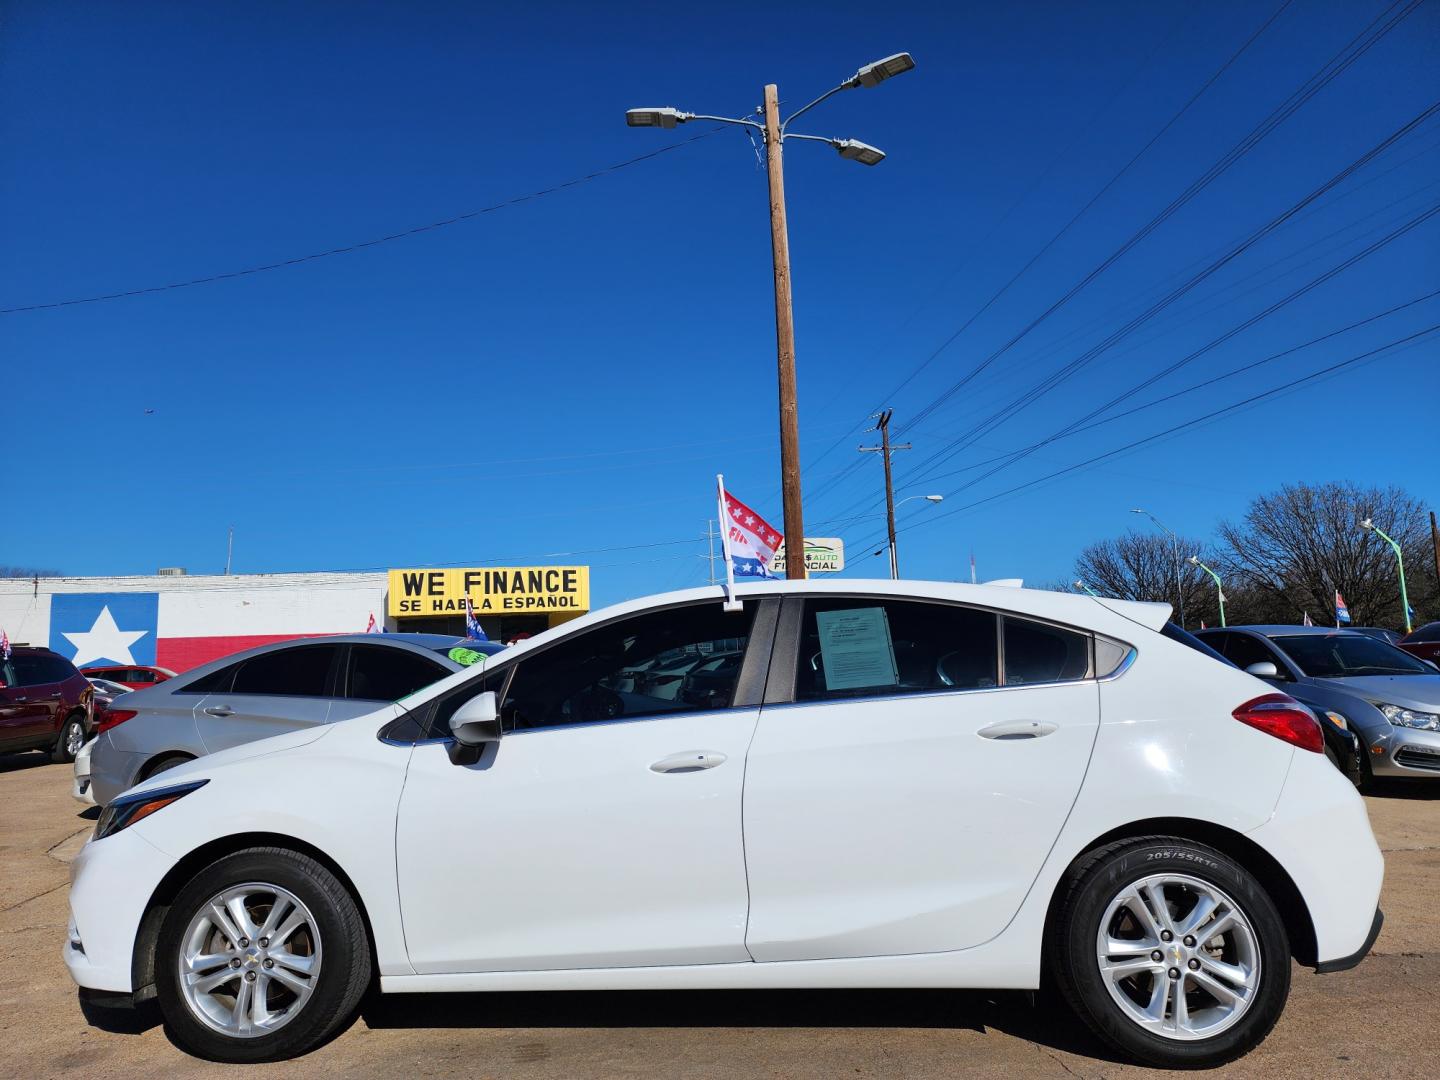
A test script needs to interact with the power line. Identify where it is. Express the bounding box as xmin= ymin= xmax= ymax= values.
xmin=0 ymin=129 xmax=726 ymax=315
xmin=897 ymin=0 xmax=1423 ymax=438
xmin=894 ymin=99 xmax=1440 ymax=490
xmin=846 ymin=323 xmax=1440 ymax=554
xmin=932 ymin=200 xmax=1440 ymax=495
xmin=796 ymin=0 xmax=1297 ymax=508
